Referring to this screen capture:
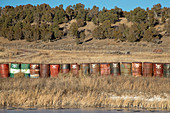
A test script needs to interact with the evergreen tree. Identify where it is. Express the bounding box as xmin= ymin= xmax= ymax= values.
xmin=87 ymin=5 xmax=99 ymax=21
xmin=102 ymin=20 xmax=111 ymax=31
xmin=77 ymin=19 xmax=85 ymax=27
xmin=92 ymin=26 xmax=105 ymax=39
xmin=14 ymin=28 xmax=23 ymax=40
xmin=151 ymin=3 xmax=162 ymax=18
xmin=69 ymin=22 xmax=78 ymax=38
xmin=33 ymin=28 xmax=40 ymax=41
xmin=147 ymin=10 xmax=156 ymax=27
xmin=51 ymin=22 xmax=63 ymax=39
xmin=6 ymin=27 xmax=14 ymax=41
xmin=126 ymin=7 xmax=147 ymax=23
xmin=66 ymin=5 xmax=74 ymax=20
xmin=92 ymin=16 xmax=98 ymax=25
xmin=143 ymin=27 xmax=159 ymax=42
xmin=104 ymin=28 xmax=114 ymax=39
